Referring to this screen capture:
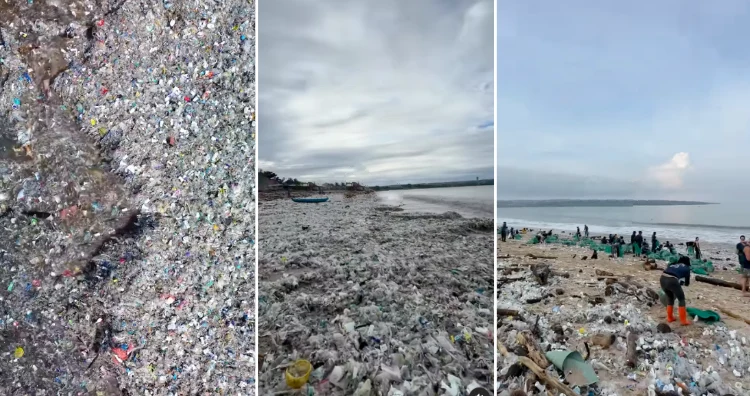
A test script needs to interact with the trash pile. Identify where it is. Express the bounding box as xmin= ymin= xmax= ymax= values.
xmin=496 ymin=260 xmax=750 ymax=396
xmin=258 ymin=196 xmax=493 ymax=394
xmin=0 ymin=0 xmax=255 ymax=393
xmin=526 ymin=235 xmax=718 ymax=275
